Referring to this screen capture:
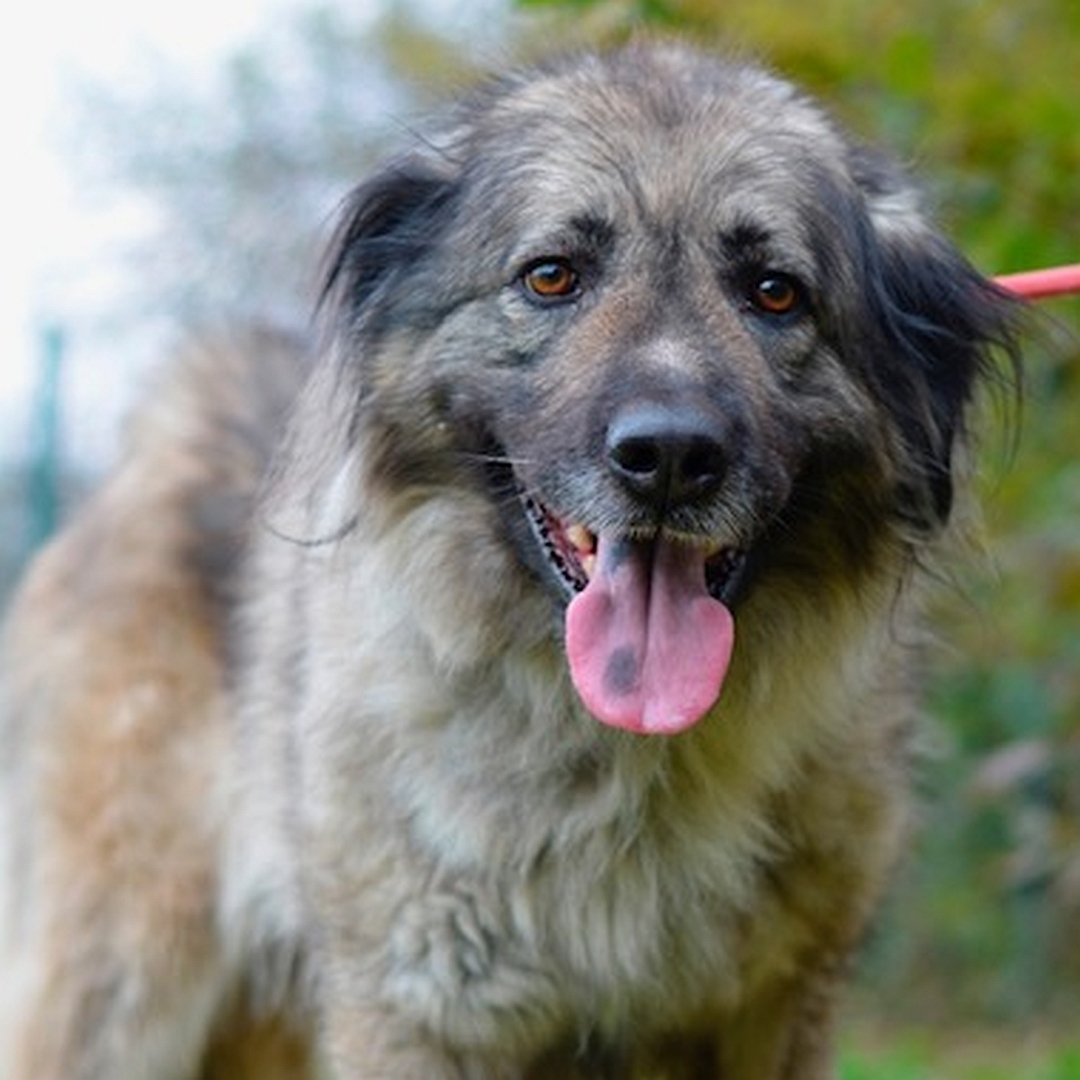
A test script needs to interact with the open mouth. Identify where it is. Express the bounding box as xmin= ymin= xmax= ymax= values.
xmin=519 ymin=491 xmax=743 ymax=735
xmin=521 ymin=493 xmax=748 ymax=606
